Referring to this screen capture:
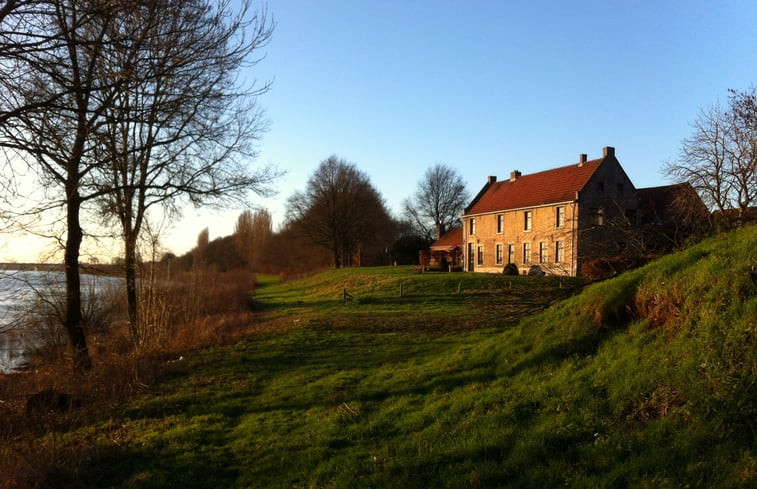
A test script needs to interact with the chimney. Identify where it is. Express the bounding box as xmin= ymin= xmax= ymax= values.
xmin=578 ymin=154 xmax=587 ymax=167
xmin=509 ymin=170 xmax=521 ymax=182
xmin=603 ymin=146 xmax=615 ymax=157
xmin=436 ymin=222 xmax=446 ymax=240
xmin=487 ymin=175 xmax=497 ymax=184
